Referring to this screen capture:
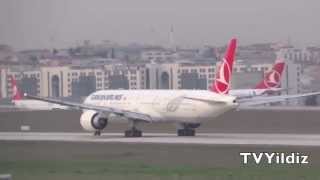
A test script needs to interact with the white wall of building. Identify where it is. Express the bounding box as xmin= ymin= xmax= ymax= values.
xmin=0 ymin=68 xmax=6 ymax=98
xmin=0 ymin=60 xmax=301 ymax=101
